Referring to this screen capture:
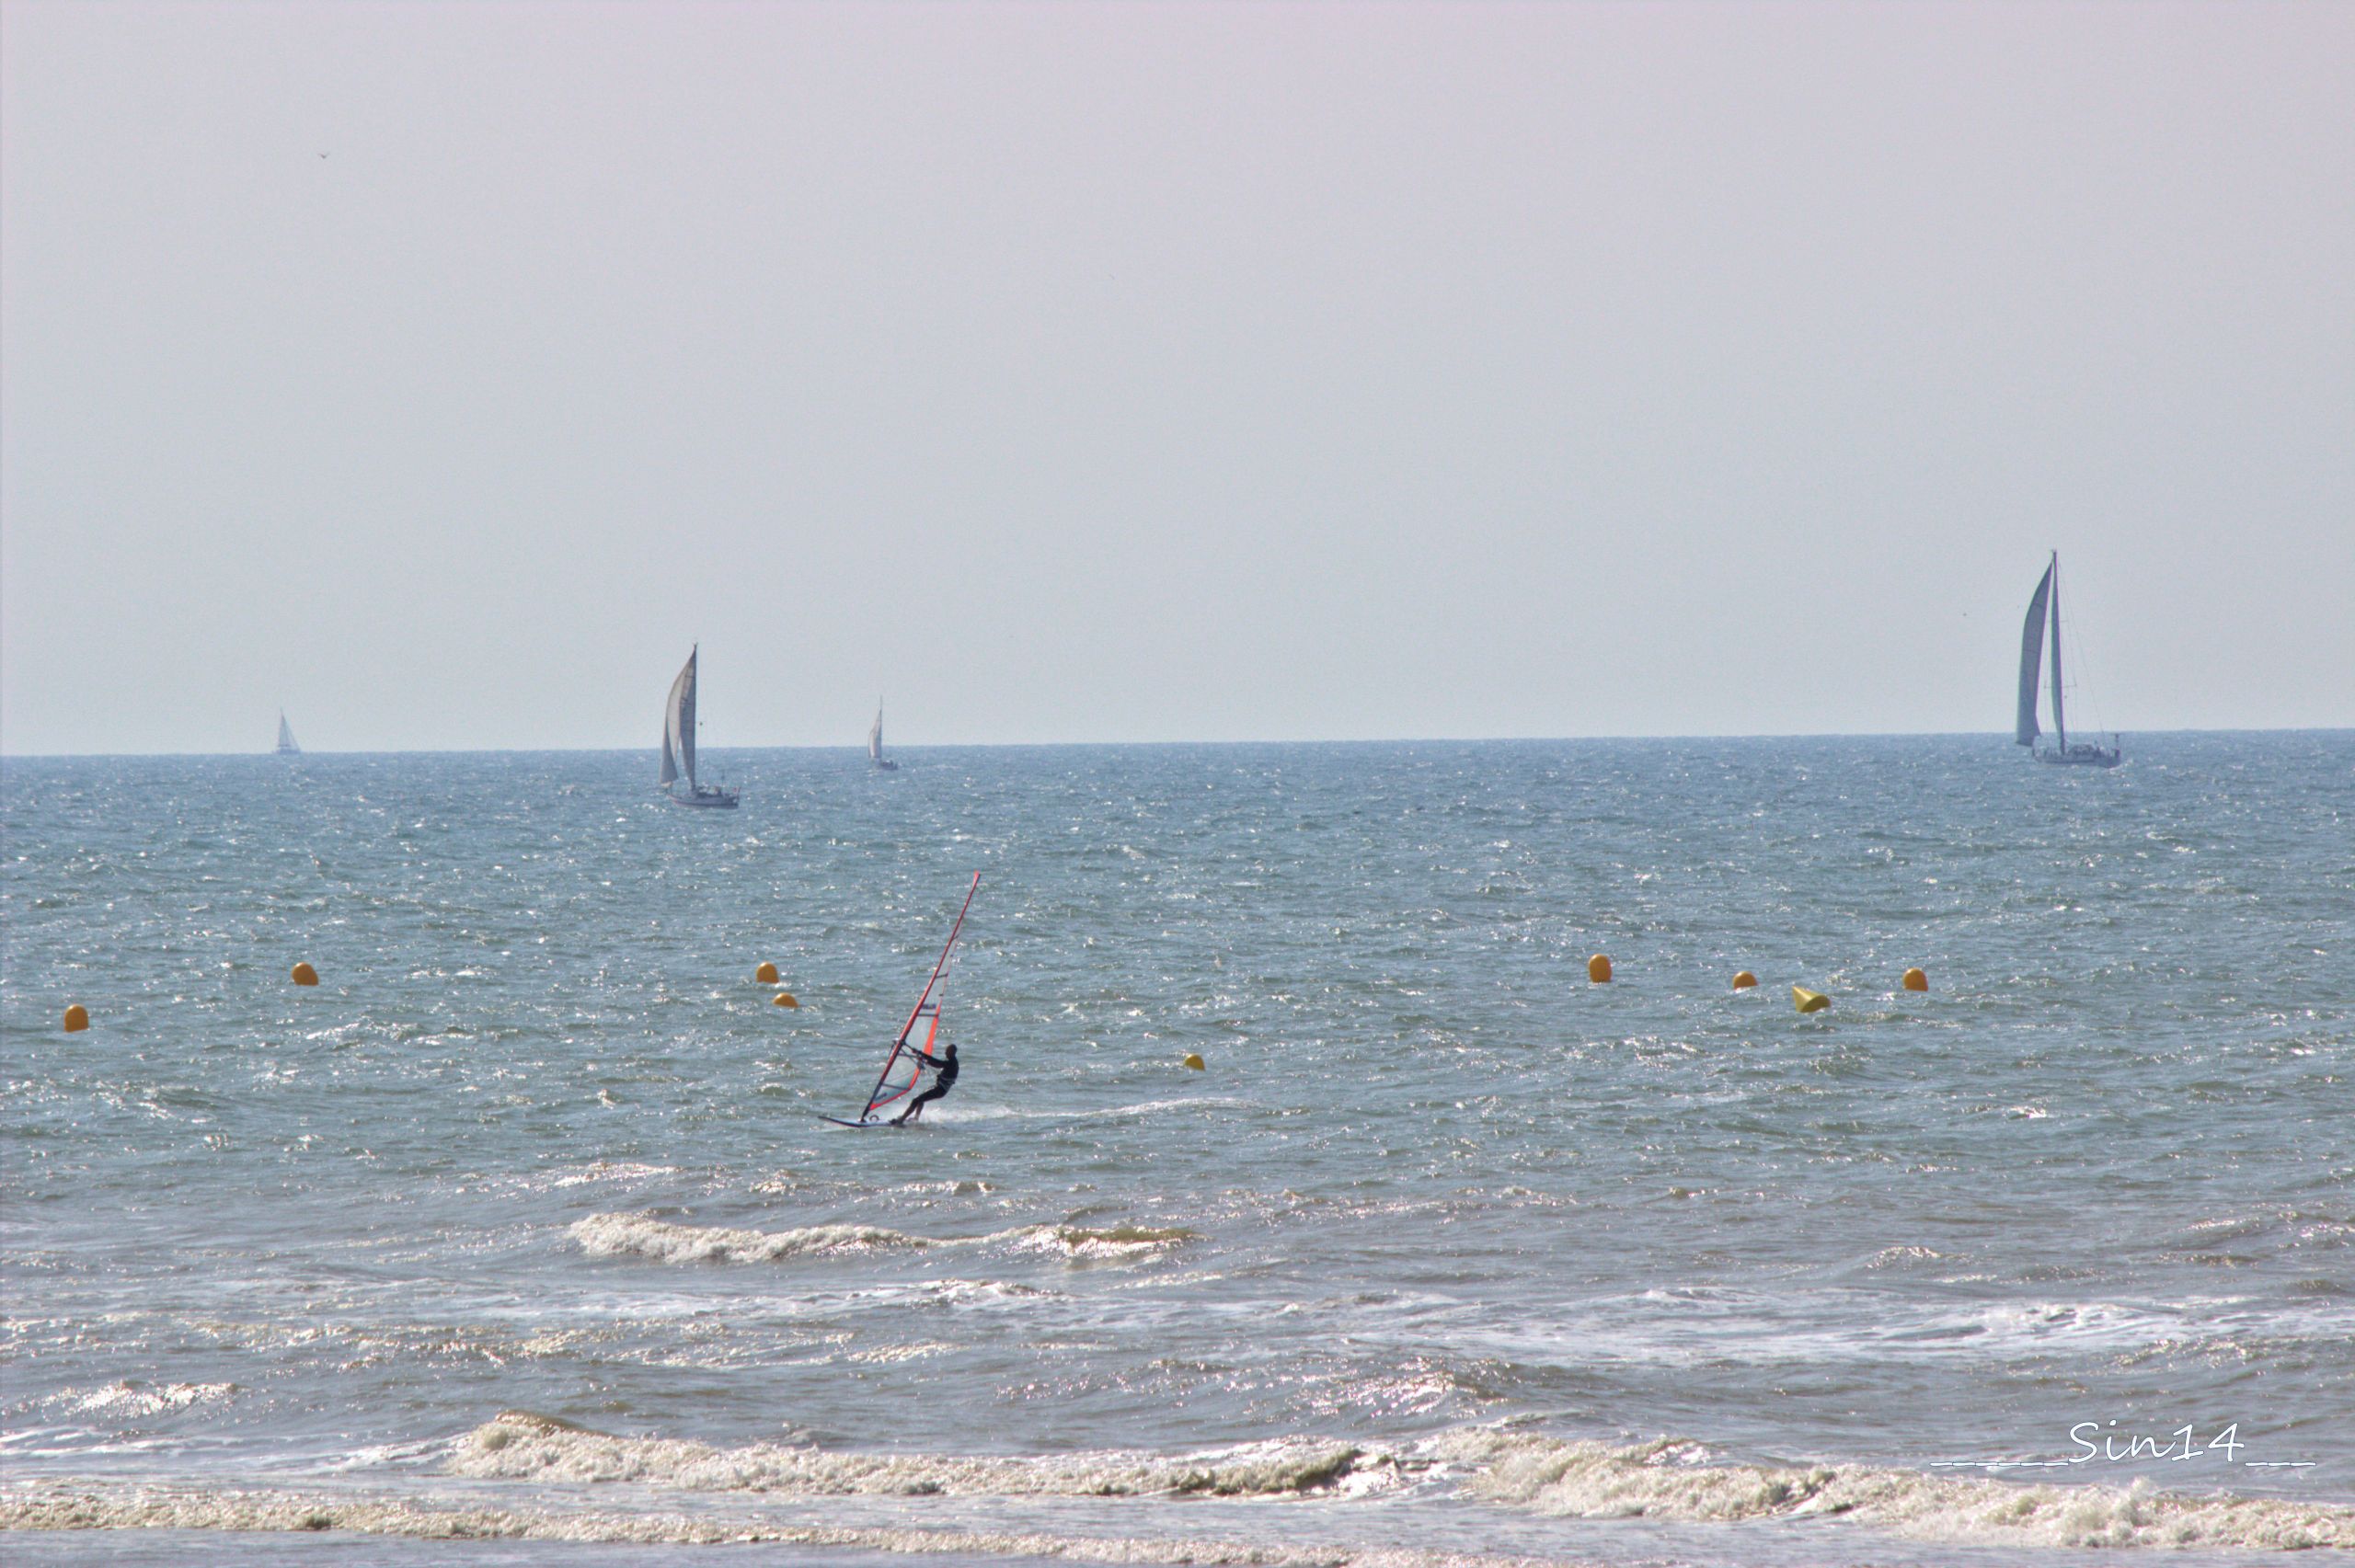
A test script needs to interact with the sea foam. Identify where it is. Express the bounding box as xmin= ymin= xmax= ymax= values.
xmin=569 ymin=1213 xmax=1195 ymax=1265
xmin=1436 ymin=1429 xmax=2352 ymax=1550
xmin=444 ymin=1414 xmax=2354 ymax=1550
xmin=454 ymin=1411 xmax=1380 ymax=1498
xmin=569 ymin=1214 xmax=933 ymax=1264
xmin=0 ymin=1480 xmax=1537 ymax=1566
